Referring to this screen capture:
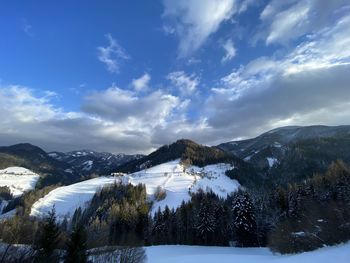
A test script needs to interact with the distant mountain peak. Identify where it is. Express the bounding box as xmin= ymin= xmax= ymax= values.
xmin=0 ymin=143 xmax=47 ymax=154
xmin=117 ymin=138 xmax=243 ymax=173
